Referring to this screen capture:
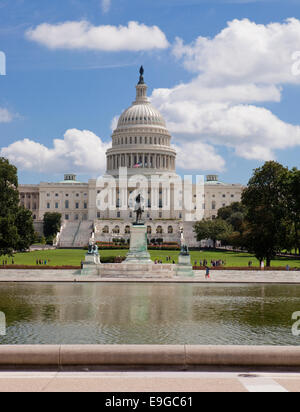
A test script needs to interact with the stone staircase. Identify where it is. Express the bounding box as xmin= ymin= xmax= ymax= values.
xmin=57 ymin=222 xmax=80 ymax=248
xmin=58 ymin=221 xmax=94 ymax=248
xmin=72 ymin=221 xmax=94 ymax=248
